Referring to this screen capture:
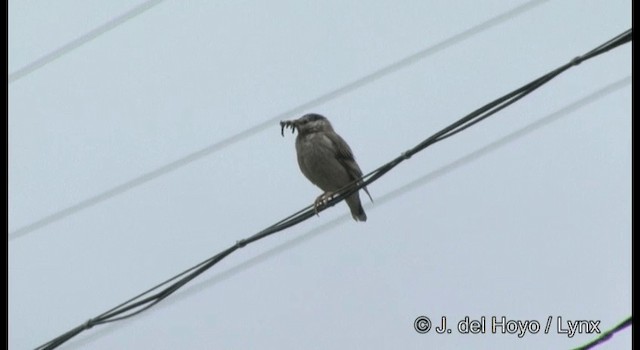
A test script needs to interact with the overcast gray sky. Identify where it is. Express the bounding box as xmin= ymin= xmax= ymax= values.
xmin=9 ymin=1 xmax=631 ymax=349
